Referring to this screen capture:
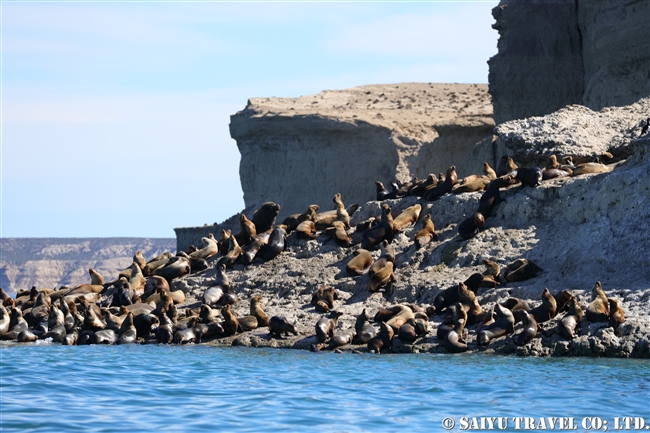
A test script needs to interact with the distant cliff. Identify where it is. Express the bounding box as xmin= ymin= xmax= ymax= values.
xmin=0 ymin=238 xmax=175 ymax=295
xmin=488 ymin=0 xmax=650 ymax=124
